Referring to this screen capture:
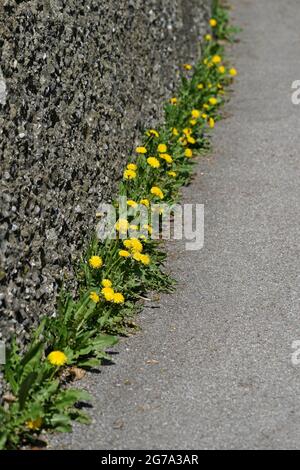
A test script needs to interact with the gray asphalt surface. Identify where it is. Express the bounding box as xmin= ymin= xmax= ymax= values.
xmin=50 ymin=0 xmax=300 ymax=450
